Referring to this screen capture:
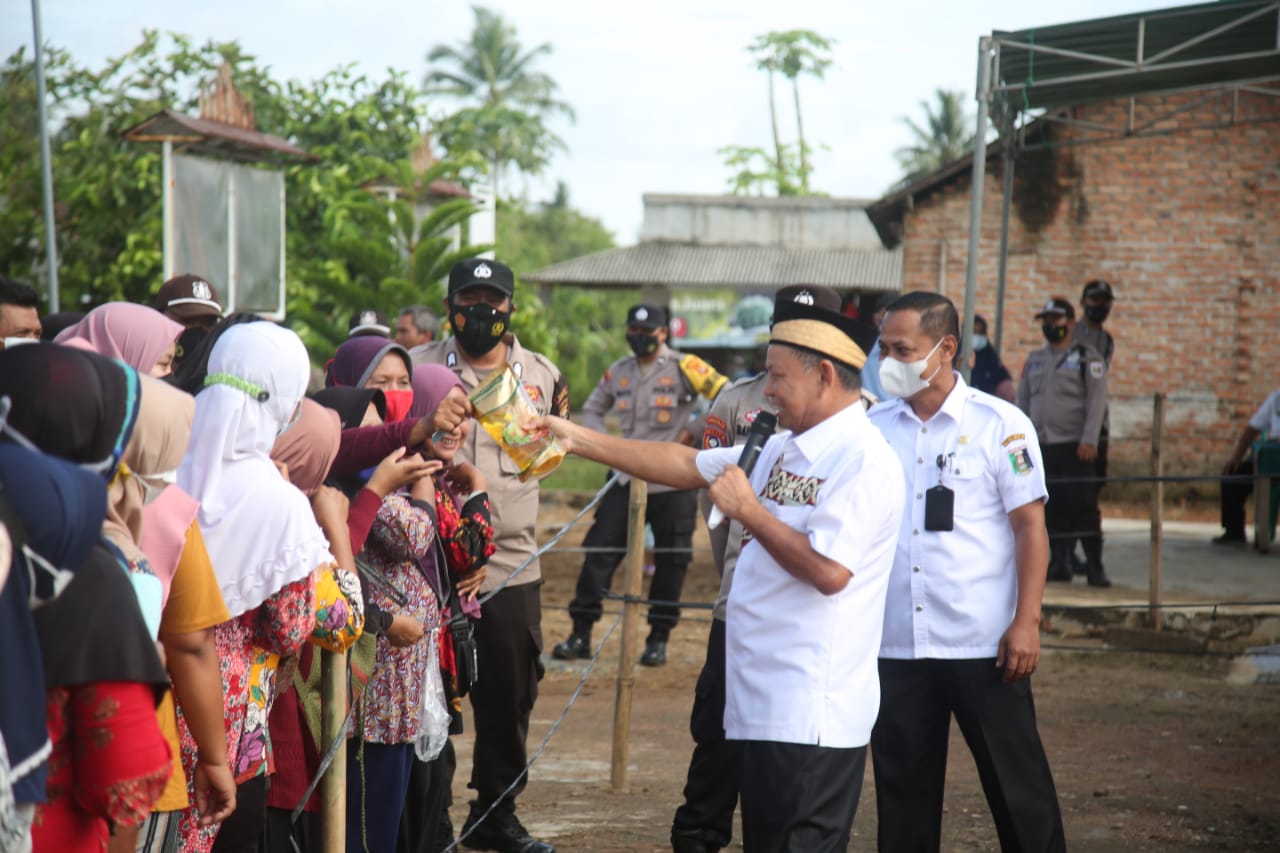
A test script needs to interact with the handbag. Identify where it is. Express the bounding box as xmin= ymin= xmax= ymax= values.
xmin=434 ymin=532 xmax=480 ymax=696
